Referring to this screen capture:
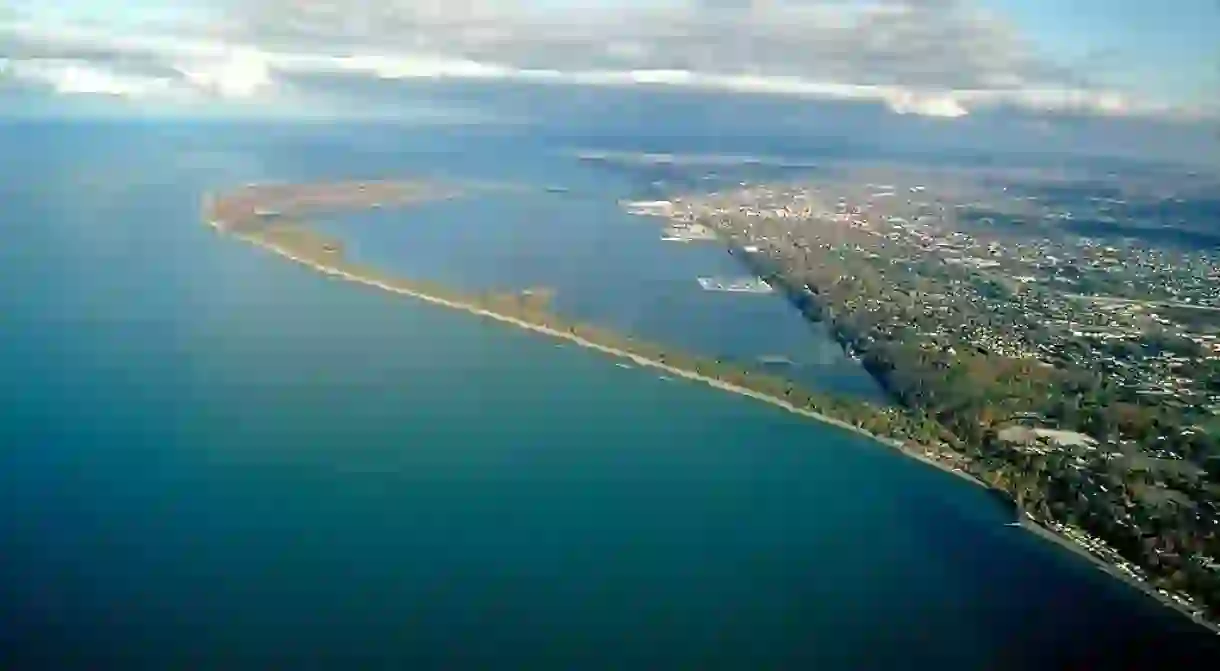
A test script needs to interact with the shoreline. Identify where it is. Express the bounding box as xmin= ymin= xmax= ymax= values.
xmin=205 ymin=204 xmax=1218 ymax=636
xmin=226 ymin=226 xmax=903 ymax=442
xmin=1015 ymin=516 xmax=1220 ymax=634
xmin=709 ymin=232 xmax=1218 ymax=631
xmin=209 ymin=217 xmax=976 ymax=479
